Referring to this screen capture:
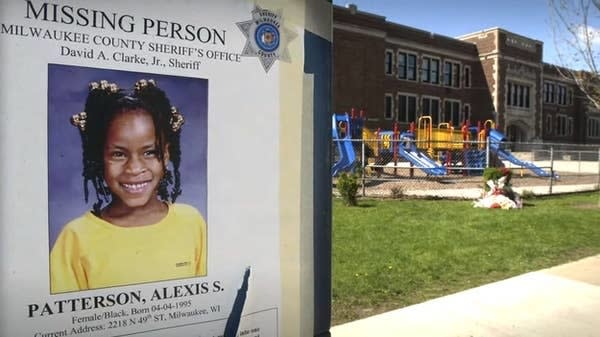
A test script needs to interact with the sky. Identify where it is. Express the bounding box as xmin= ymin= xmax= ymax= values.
xmin=330 ymin=0 xmax=586 ymax=66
